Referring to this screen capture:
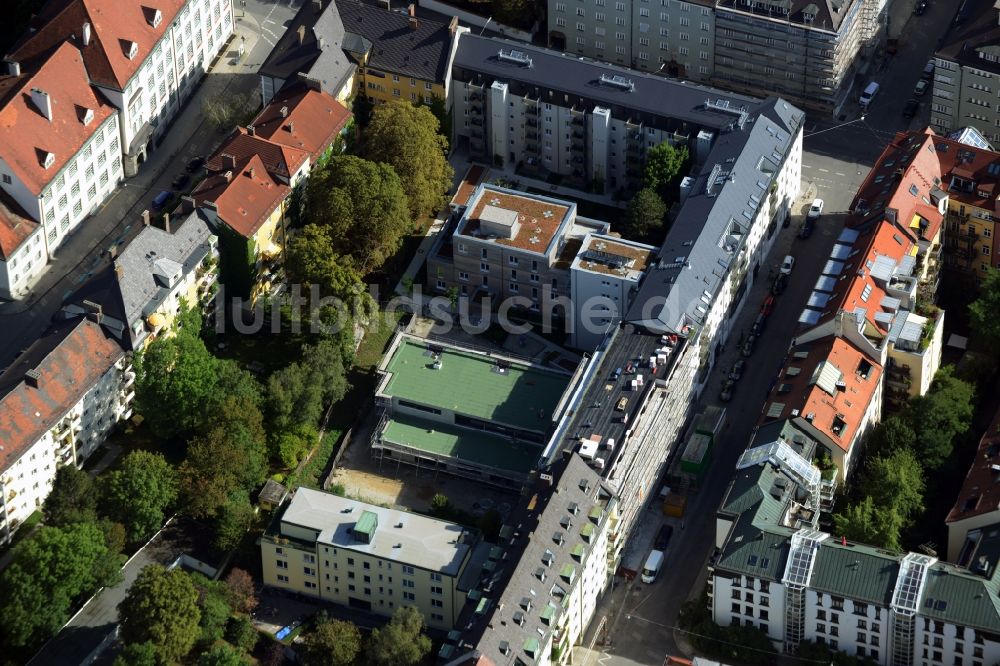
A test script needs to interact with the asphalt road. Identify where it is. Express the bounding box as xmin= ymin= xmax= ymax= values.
xmin=0 ymin=0 xmax=303 ymax=374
